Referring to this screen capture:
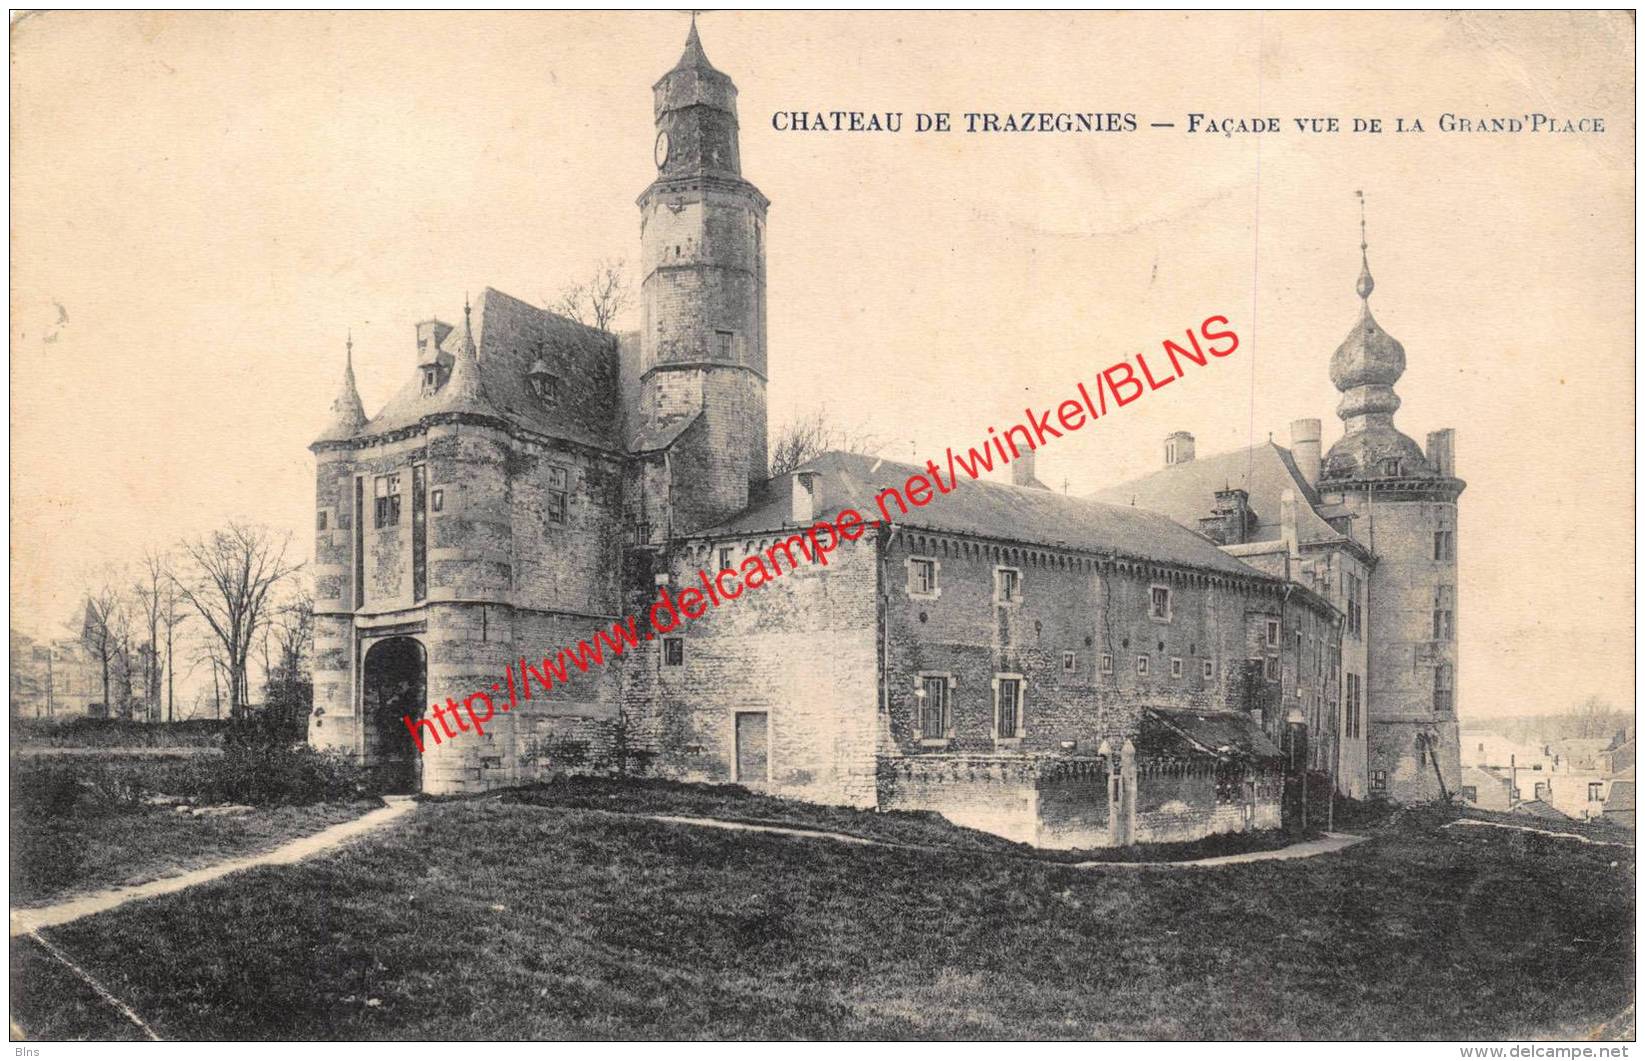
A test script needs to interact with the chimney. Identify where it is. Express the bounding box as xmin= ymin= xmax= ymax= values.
xmin=790 ymin=469 xmax=818 ymax=524
xmin=1164 ymin=431 xmax=1196 ymax=466
xmin=1426 ymin=428 xmax=1456 ymax=477
xmin=1011 ymin=448 xmax=1047 ymax=489
xmin=1199 ymin=488 xmax=1255 ymax=546
xmin=1289 ymin=418 xmax=1322 ymax=487
xmin=1280 ymin=488 xmax=1300 ymax=559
